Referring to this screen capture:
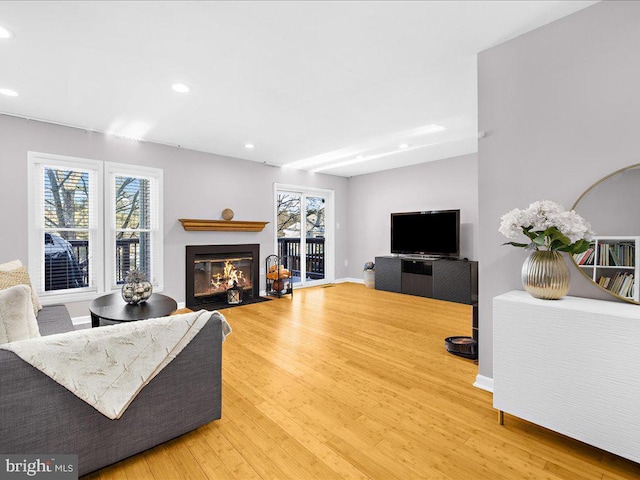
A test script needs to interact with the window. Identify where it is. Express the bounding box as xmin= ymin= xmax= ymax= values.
xmin=105 ymin=163 xmax=163 ymax=290
xmin=28 ymin=152 xmax=163 ymax=303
